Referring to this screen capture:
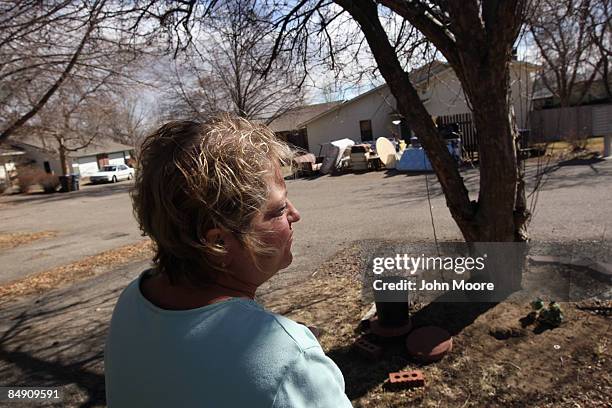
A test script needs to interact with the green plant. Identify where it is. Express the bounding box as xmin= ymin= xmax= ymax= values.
xmin=530 ymin=298 xmax=544 ymax=311
xmin=529 ymin=298 xmax=564 ymax=328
